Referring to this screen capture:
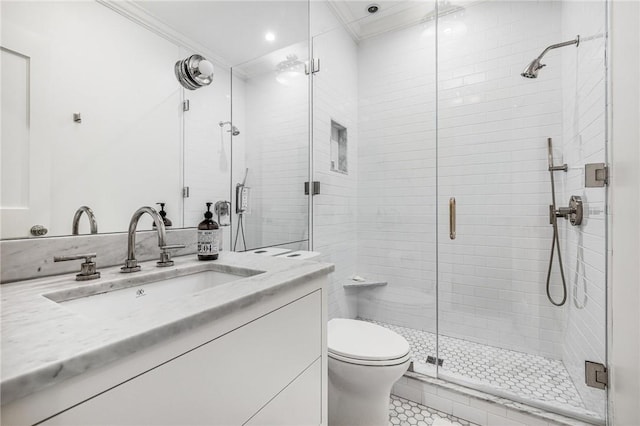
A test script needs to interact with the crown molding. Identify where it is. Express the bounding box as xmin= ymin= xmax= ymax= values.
xmin=96 ymin=0 xmax=231 ymax=70
xmin=326 ymin=0 xmax=362 ymax=42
